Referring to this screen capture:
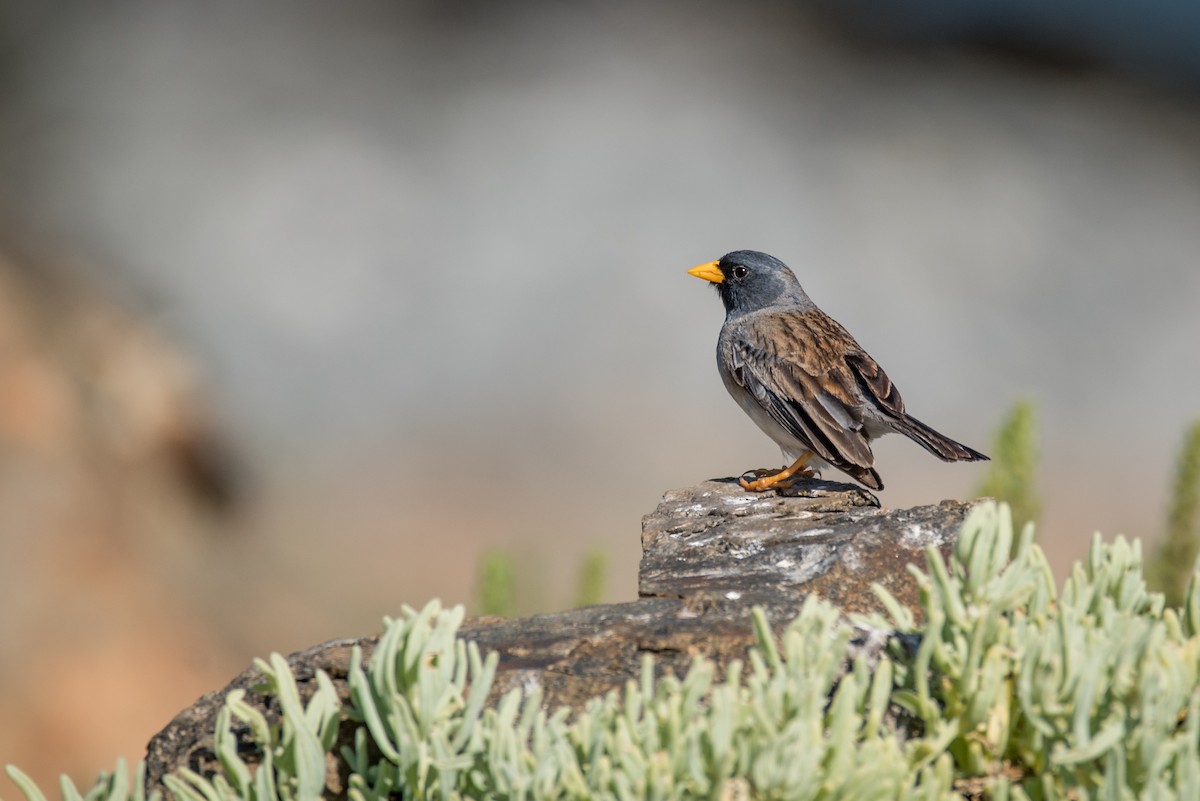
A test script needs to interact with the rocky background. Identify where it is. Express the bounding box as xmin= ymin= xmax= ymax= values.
xmin=2 ymin=0 xmax=1200 ymax=791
